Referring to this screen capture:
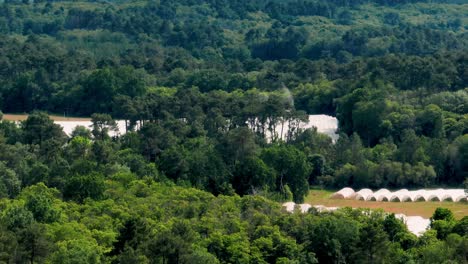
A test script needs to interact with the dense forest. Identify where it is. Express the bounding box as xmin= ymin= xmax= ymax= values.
xmin=0 ymin=0 xmax=466 ymax=262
